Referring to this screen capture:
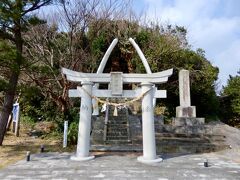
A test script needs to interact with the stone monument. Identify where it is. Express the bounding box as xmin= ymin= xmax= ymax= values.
xmin=176 ymin=70 xmax=196 ymax=118
xmin=174 ymin=69 xmax=205 ymax=126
